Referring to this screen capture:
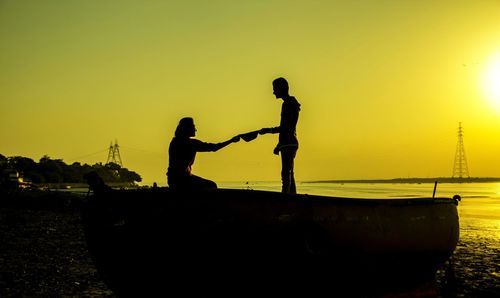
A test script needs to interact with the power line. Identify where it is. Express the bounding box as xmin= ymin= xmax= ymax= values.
xmin=120 ymin=145 xmax=165 ymax=158
xmin=67 ymin=149 xmax=108 ymax=162
xmin=66 ymin=143 xmax=165 ymax=164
